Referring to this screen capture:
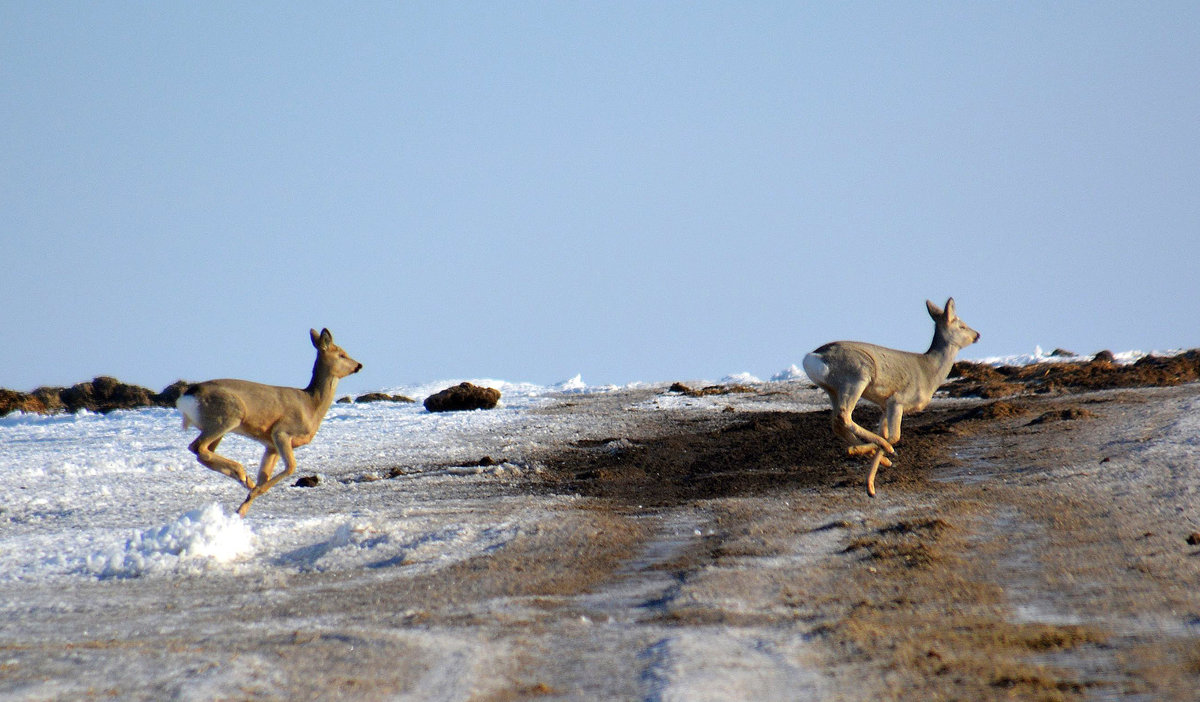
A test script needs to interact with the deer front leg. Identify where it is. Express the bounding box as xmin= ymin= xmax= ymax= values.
xmin=254 ymin=447 xmax=279 ymax=491
xmin=866 ymin=449 xmax=887 ymax=497
xmin=849 ymin=412 xmax=897 ymax=463
xmin=884 ymin=402 xmax=904 ymax=445
xmin=237 ymin=433 xmax=299 ymax=518
xmin=865 ymin=401 xmax=905 ymax=497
